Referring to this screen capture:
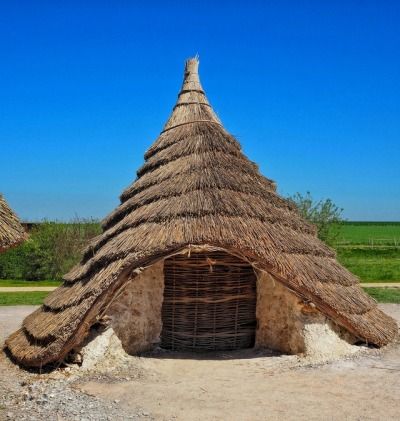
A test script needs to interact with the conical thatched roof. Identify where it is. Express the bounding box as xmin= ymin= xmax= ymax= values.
xmin=0 ymin=194 xmax=26 ymax=253
xmin=6 ymin=58 xmax=397 ymax=367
